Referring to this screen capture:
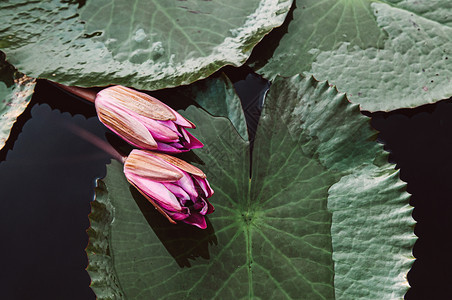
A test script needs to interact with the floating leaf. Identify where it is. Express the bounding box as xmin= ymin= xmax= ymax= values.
xmin=87 ymin=74 xmax=415 ymax=299
xmin=181 ymin=73 xmax=248 ymax=140
xmin=256 ymin=0 xmax=452 ymax=112
xmin=0 ymin=54 xmax=36 ymax=150
xmin=0 ymin=0 xmax=292 ymax=90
